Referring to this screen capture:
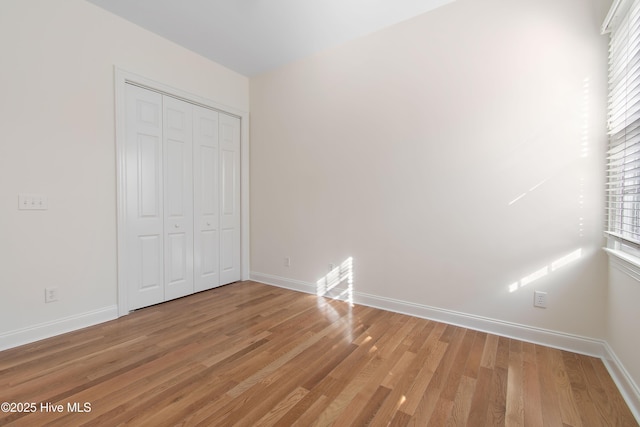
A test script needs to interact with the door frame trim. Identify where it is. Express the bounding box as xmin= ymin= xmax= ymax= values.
xmin=114 ymin=67 xmax=250 ymax=316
